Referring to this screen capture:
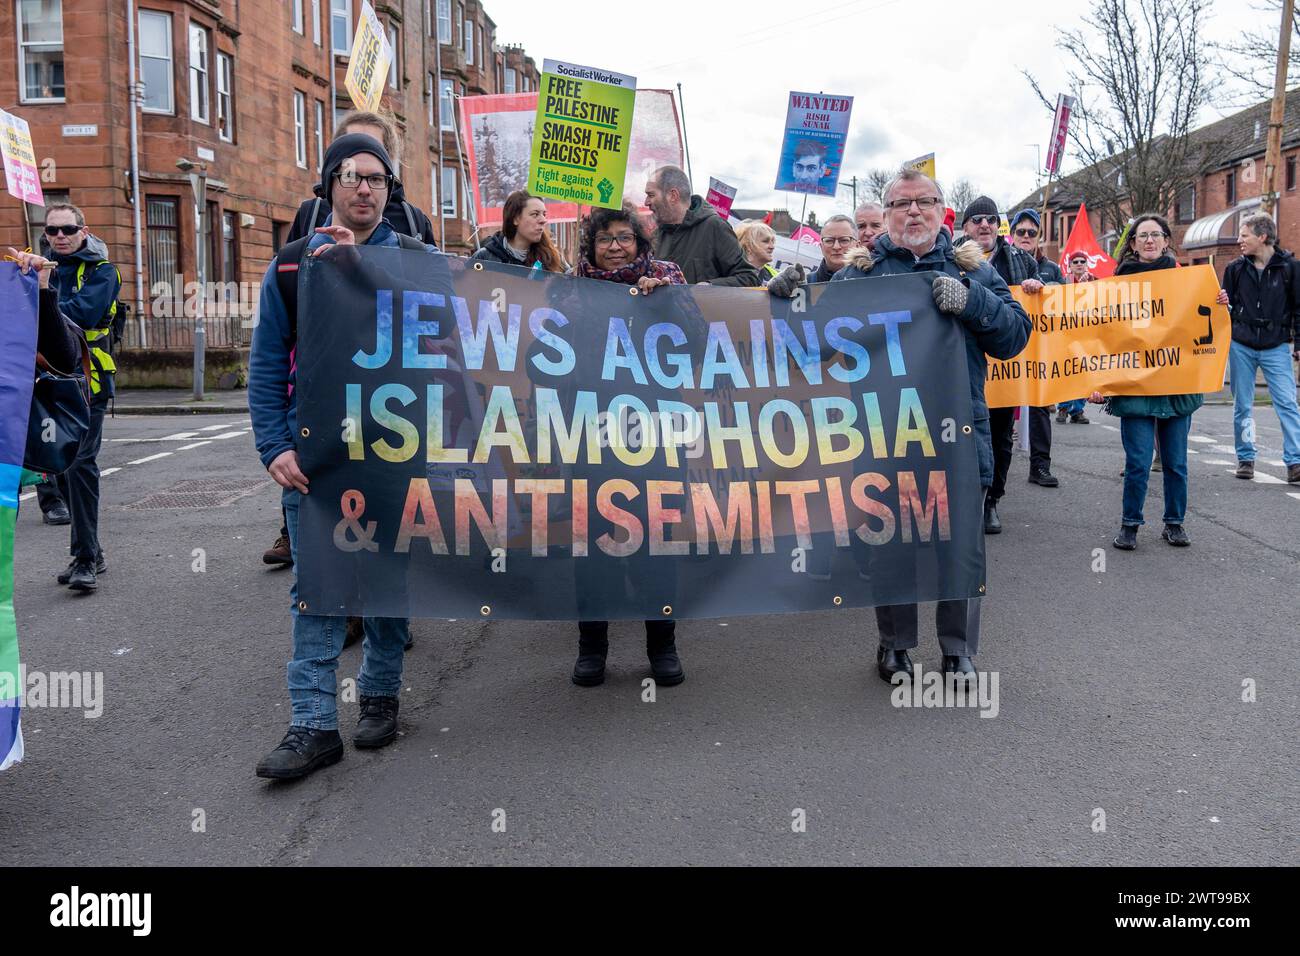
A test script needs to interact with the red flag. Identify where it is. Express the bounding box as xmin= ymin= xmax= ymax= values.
xmin=1058 ymin=203 xmax=1116 ymax=278
xmin=762 ymin=210 xmax=774 ymax=225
